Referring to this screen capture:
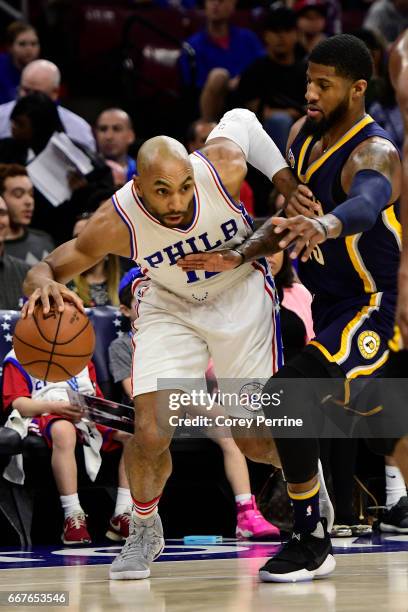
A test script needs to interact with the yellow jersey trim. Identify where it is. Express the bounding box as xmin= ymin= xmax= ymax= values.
xmin=297 ymin=115 xmax=374 ymax=184
xmin=345 ymin=233 xmax=377 ymax=294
